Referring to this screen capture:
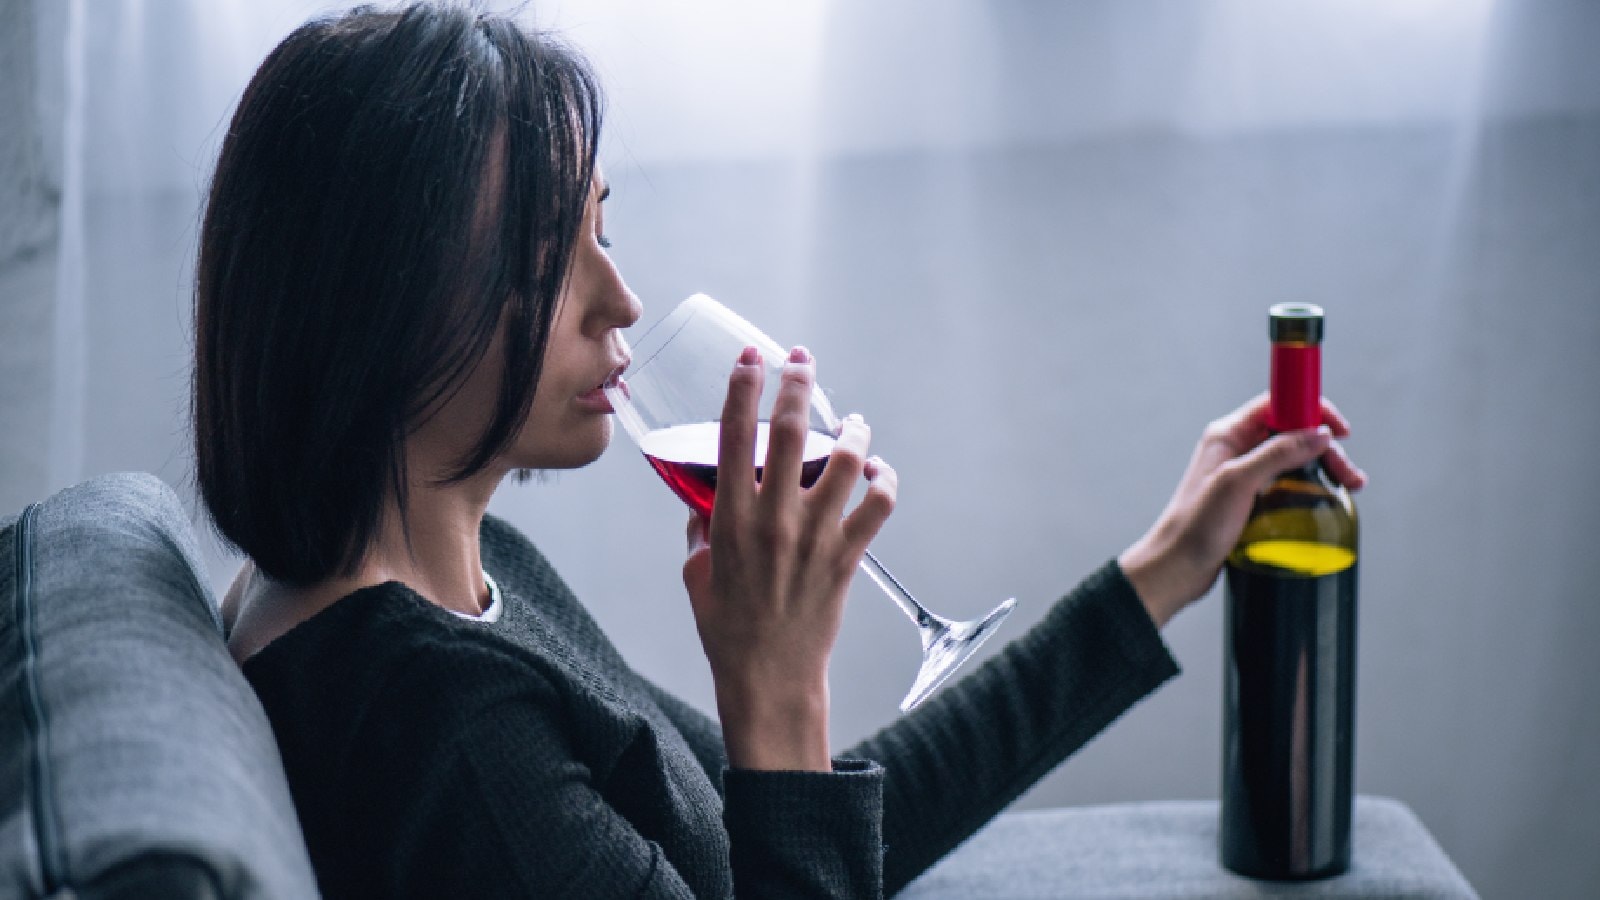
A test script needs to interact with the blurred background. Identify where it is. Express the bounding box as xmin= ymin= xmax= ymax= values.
xmin=4 ymin=1 xmax=1598 ymax=895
